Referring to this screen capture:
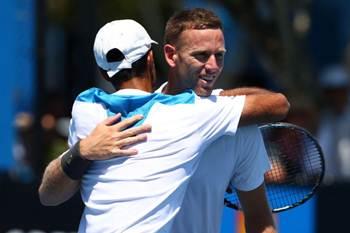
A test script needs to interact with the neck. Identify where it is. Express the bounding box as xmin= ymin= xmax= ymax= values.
xmin=163 ymin=72 xmax=187 ymax=95
xmin=119 ymin=76 xmax=153 ymax=92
